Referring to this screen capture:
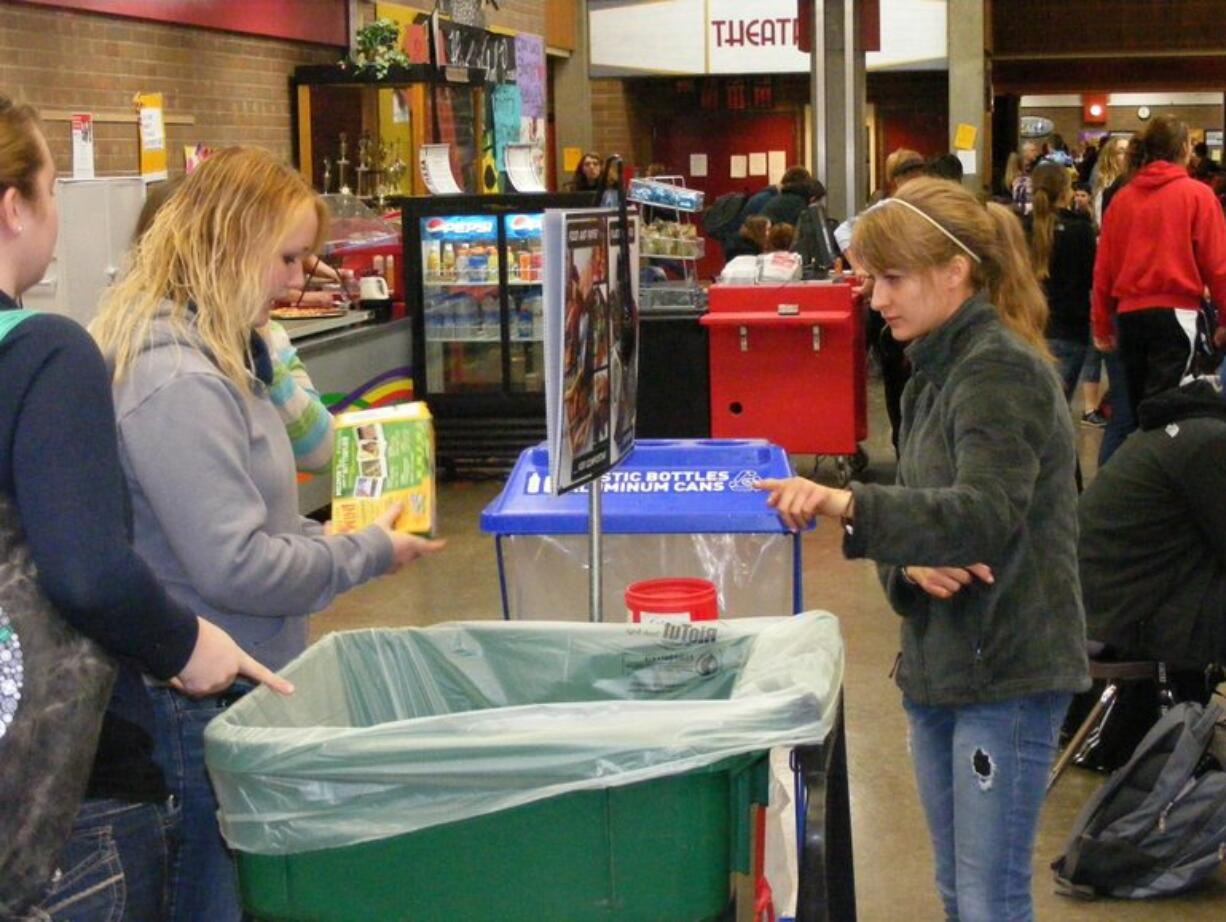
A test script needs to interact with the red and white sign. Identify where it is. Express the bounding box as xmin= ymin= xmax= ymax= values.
xmin=70 ymin=113 xmax=94 ymax=180
xmin=706 ymin=0 xmax=809 ymax=74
